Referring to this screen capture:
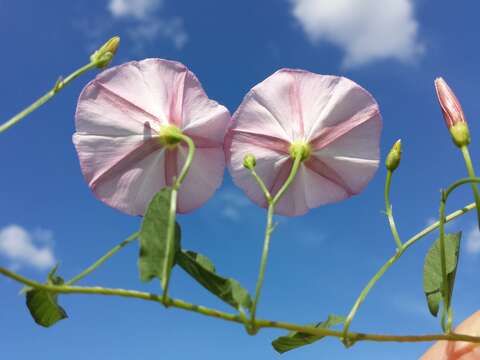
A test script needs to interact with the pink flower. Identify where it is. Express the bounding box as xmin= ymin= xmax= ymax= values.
xmin=73 ymin=59 xmax=230 ymax=215
xmin=435 ymin=77 xmax=466 ymax=129
xmin=225 ymin=69 xmax=382 ymax=216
